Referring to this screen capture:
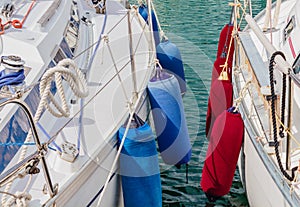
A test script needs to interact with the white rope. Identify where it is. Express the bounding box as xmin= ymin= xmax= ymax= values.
xmin=39 ymin=58 xmax=89 ymax=118
xmin=104 ymin=37 xmax=131 ymax=103
xmin=96 ymin=87 xmax=144 ymax=206
xmin=96 ymin=32 xmax=156 ymax=207
xmin=149 ymin=0 xmax=167 ymax=40
xmin=4 ymin=191 xmax=31 ymax=207
xmin=1 ymin=59 xmax=88 ymax=205
xmin=3 ymin=176 xmax=33 ymax=207
xmin=273 ymin=0 xmax=281 ymax=28
xmin=263 ymin=0 xmax=272 ymax=31
xmin=96 ymin=9 xmax=157 ymax=205
xmin=138 ymin=0 xmax=144 ymax=5
xmin=233 ymin=80 xmax=251 ymax=110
